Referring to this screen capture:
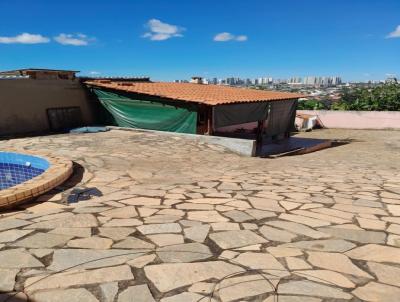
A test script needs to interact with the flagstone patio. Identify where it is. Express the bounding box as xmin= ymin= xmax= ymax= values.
xmin=0 ymin=128 xmax=399 ymax=302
